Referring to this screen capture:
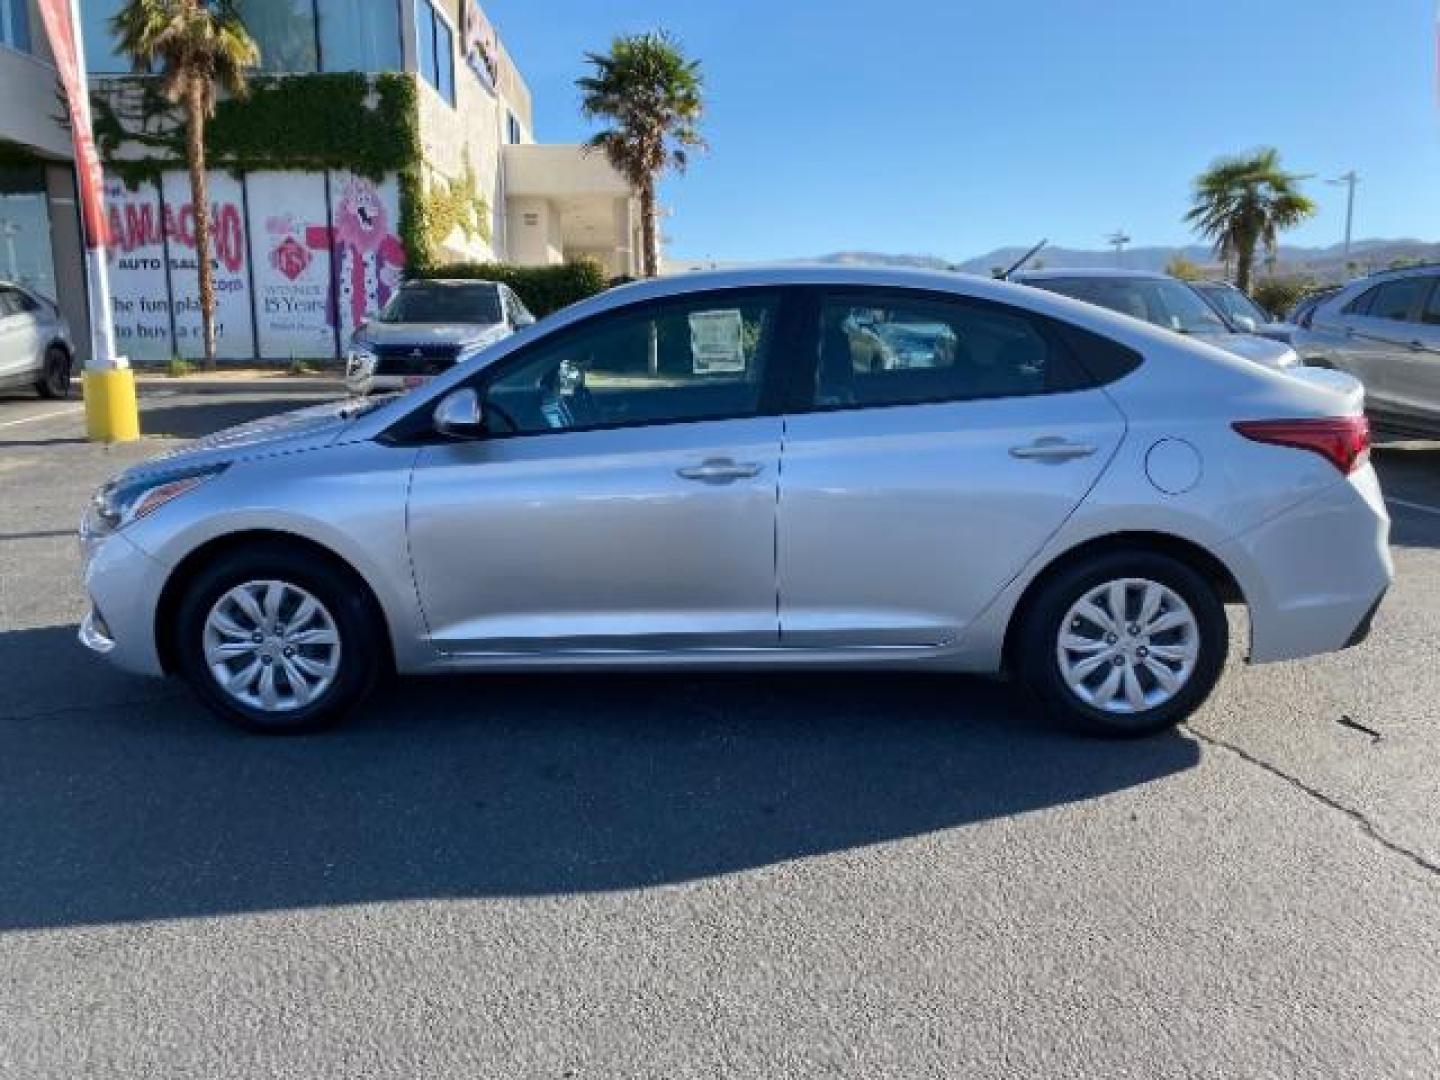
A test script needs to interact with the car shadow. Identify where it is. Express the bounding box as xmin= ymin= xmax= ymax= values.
xmin=0 ymin=625 xmax=1200 ymax=931
xmin=1373 ymin=444 xmax=1440 ymax=551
